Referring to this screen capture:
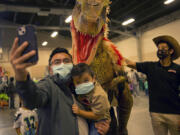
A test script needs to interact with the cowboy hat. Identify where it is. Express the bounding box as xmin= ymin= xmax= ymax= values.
xmin=153 ymin=35 xmax=180 ymax=60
